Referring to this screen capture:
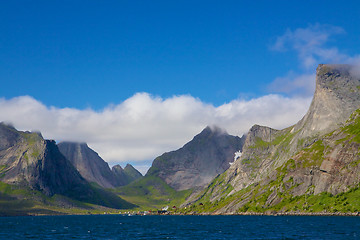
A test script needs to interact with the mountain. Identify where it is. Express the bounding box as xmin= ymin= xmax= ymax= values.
xmin=58 ymin=142 xmax=142 ymax=188
xmin=112 ymin=164 xmax=142 ymax=186
xmin=0 ymin=123 xmax=90 ymax=197
xmin=295 ymin=64 xmax=360 ymax=138
xmin=58 ymin=142 xmax=118 ymax=188
xmin=184 ymin=64 xmax=360 ymax=214
xmin=0 ymin=124 xmax=135 ymax=214
xmin=146 ymin=126 xmax=245 ymax=191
